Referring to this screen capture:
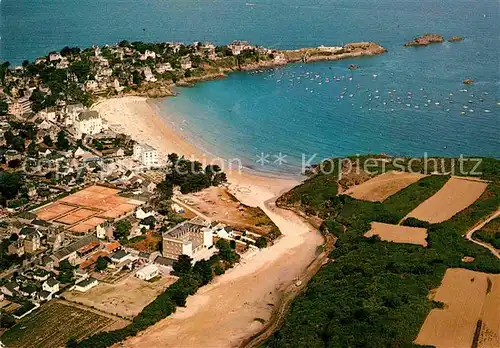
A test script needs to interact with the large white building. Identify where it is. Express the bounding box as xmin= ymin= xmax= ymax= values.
xmin=162 ymin=220 xmax=213 ymax=260
xmin=74 ymin=110 xmax=103 ymax=139
xmin=133 ymin=144 xmax=159 ymax=167
xmin=136 ymin=264 xmax=159 ymax=281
